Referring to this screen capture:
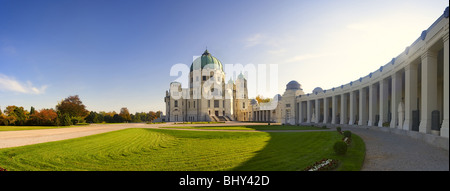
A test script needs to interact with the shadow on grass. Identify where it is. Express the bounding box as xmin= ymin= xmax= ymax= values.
xmin=231 ymin=131 xmax=365 ymax=171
